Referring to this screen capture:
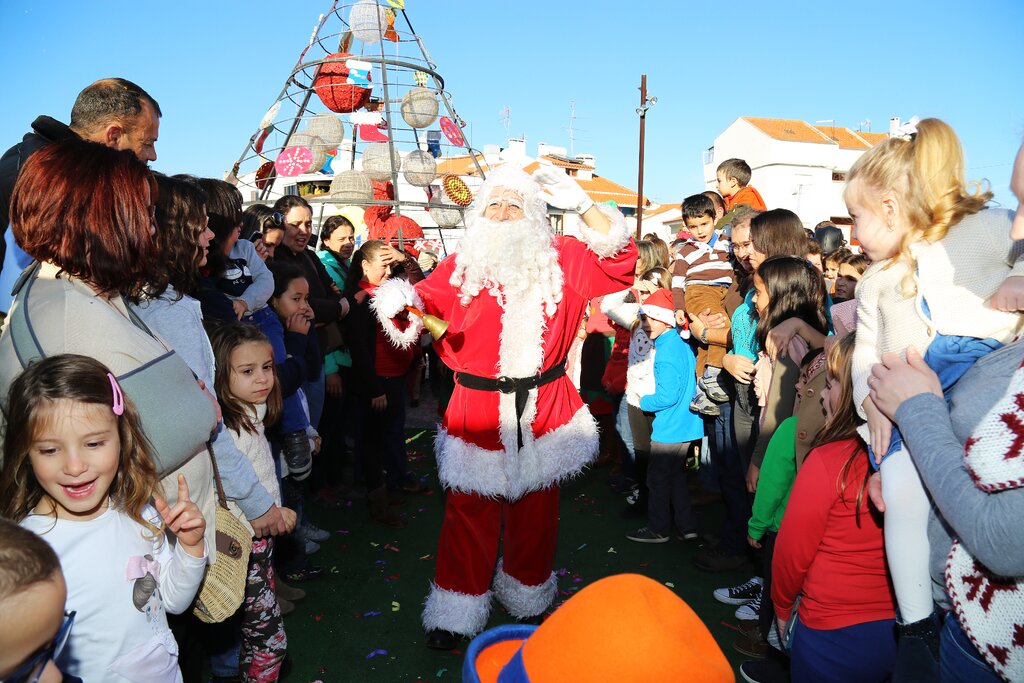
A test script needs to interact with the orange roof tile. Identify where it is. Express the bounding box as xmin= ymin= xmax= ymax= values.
xmin=742 ymin=117 xmax=888 ymax=149
xmin=742 ymin=118 xmax=833 ymax=145
xmin=435 ymin=154 xmax=490 ymax=176
xmin=521 ymin=161 xmax=649 ymax=208
xmin=644 ymin=203 xmax=678 ymax=218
